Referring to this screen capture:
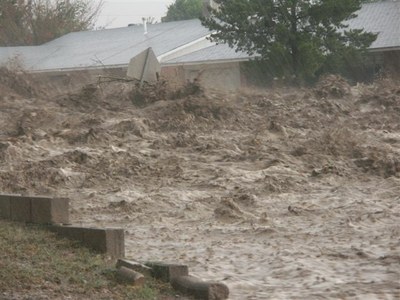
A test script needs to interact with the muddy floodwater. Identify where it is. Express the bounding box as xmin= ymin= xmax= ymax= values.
xmin=1 ymin=73 xmax=399 ymax=299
